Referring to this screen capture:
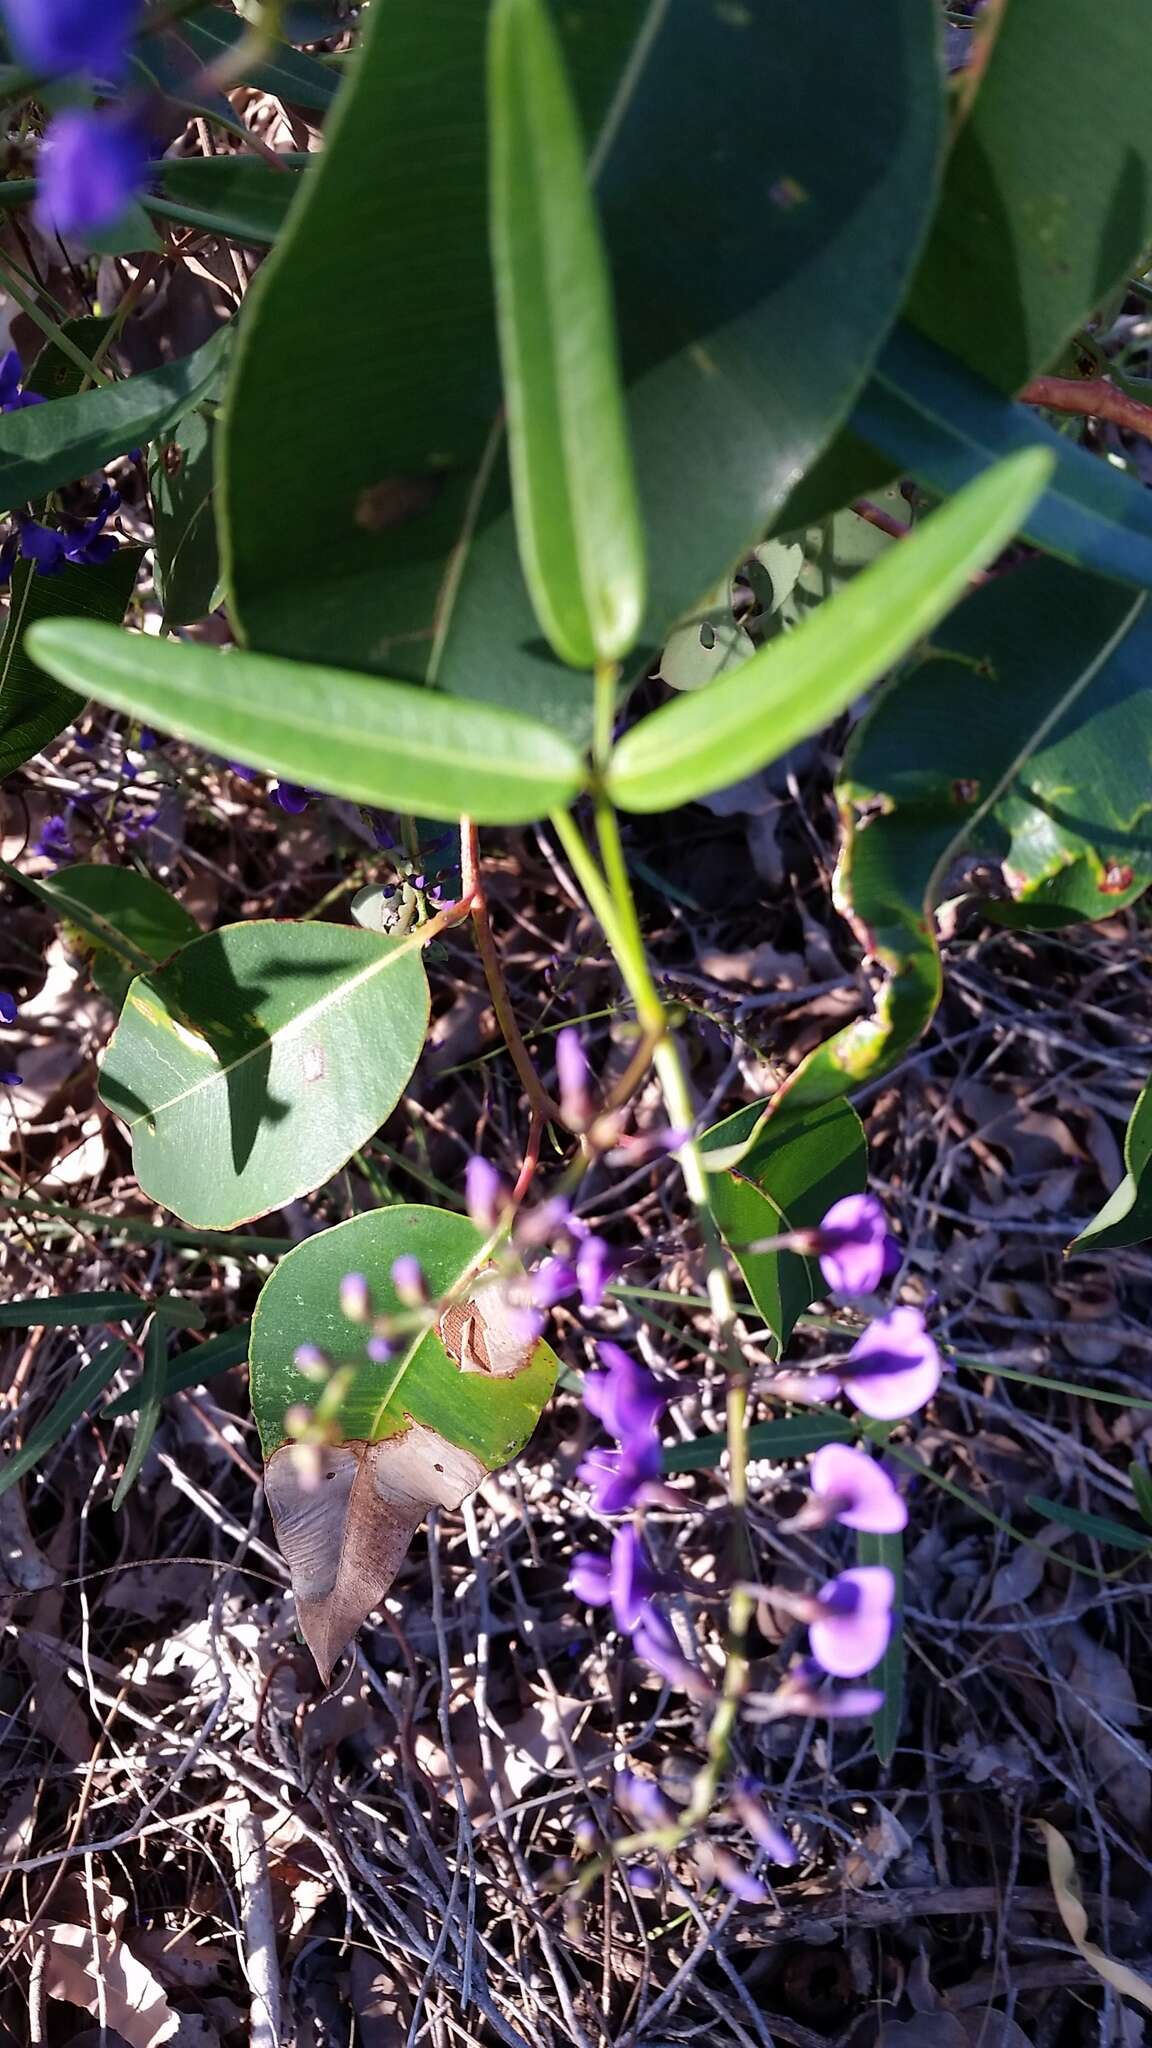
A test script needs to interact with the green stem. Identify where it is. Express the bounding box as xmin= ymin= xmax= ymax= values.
xmin=552 ymin=794 xmax=754 ymax=1819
